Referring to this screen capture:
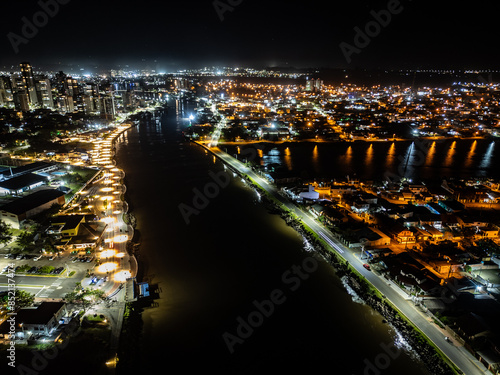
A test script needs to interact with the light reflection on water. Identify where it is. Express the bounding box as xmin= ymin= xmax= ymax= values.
xmin=479 ymin=141 xmax=495 ymax=169
xmin=444 ymin=140 xmax=456 ymax=167
xmin=242 ymin=139 xmax=499 ymax=181
xmin=464 ymin=140 xmax=477 ymax=169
